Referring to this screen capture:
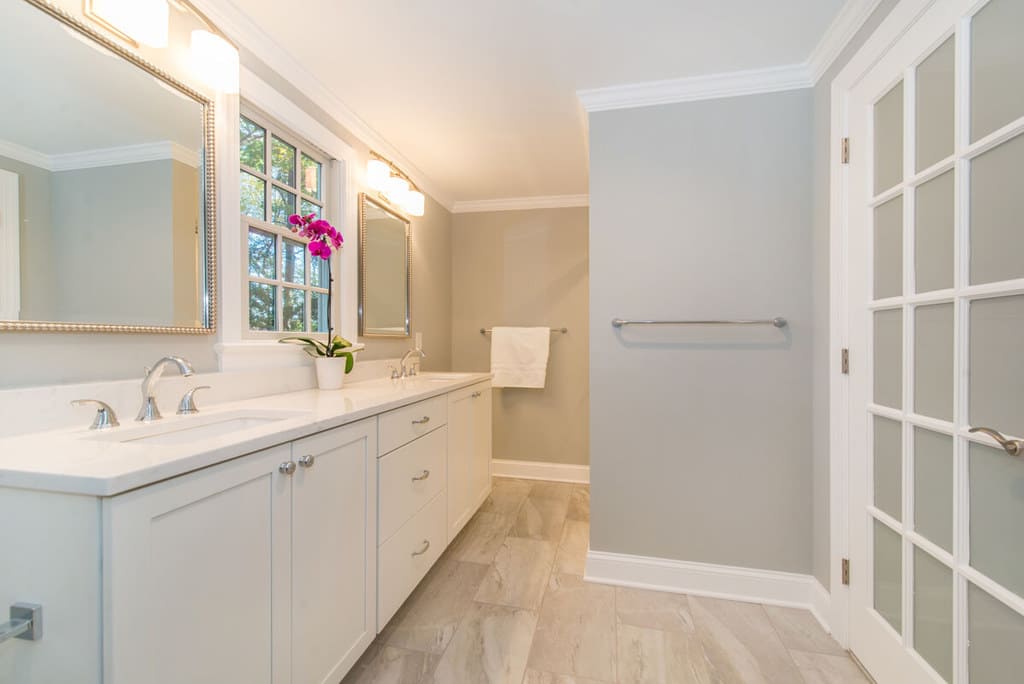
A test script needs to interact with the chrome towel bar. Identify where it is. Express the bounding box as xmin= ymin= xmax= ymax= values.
xmin=0 ymin=603 xmax=42 ymax=645
xmin=480 ymin=327 xmax=568 ymax=335
xmin=612 ymin=317 xmax=787 ymax=328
